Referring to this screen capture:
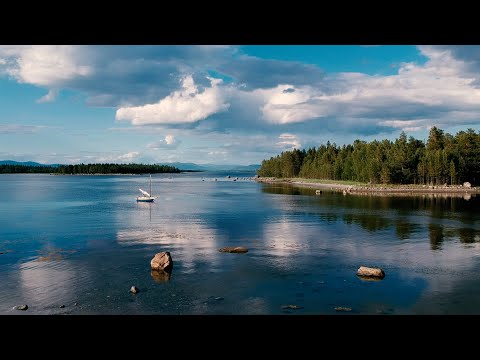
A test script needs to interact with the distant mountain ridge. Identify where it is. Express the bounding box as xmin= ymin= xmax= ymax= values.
xmin=159 ymin=162 xmax=260 ymax=171
xmin=0 ymin=160 xmax=62 ymax=167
